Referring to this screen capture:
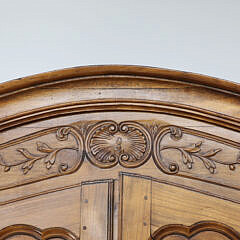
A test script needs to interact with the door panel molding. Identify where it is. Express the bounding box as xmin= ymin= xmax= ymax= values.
xmin=150 ymin=221 xmax=240 ymax=240
xmin=0 ymin=224 xmax=78 ymax=240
